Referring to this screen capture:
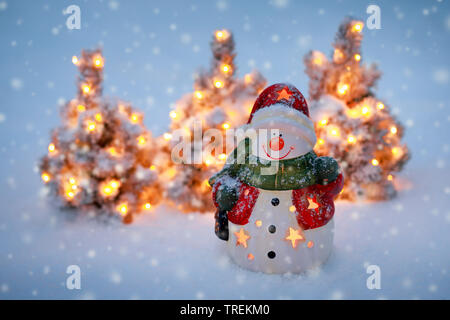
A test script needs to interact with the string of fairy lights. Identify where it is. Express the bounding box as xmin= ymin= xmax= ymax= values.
xmin=306 ymin=19 xmax=409 ymax=200
xmin=40 ymin=49 xmax=162 ymax=222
